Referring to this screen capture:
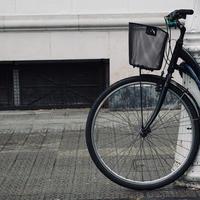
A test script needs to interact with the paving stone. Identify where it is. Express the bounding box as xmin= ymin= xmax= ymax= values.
xmin=0 ymin=195 xmax=22 ymax=200
xmin=44 ymin=193 xmax=70 ymax=200
xmin=0 ymin=109 xmax=199 ymax=199
xmin=20 ymin=194 xmax=45 ymax=200
xmin=144 ymin=198 xmax=200 ymax=200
